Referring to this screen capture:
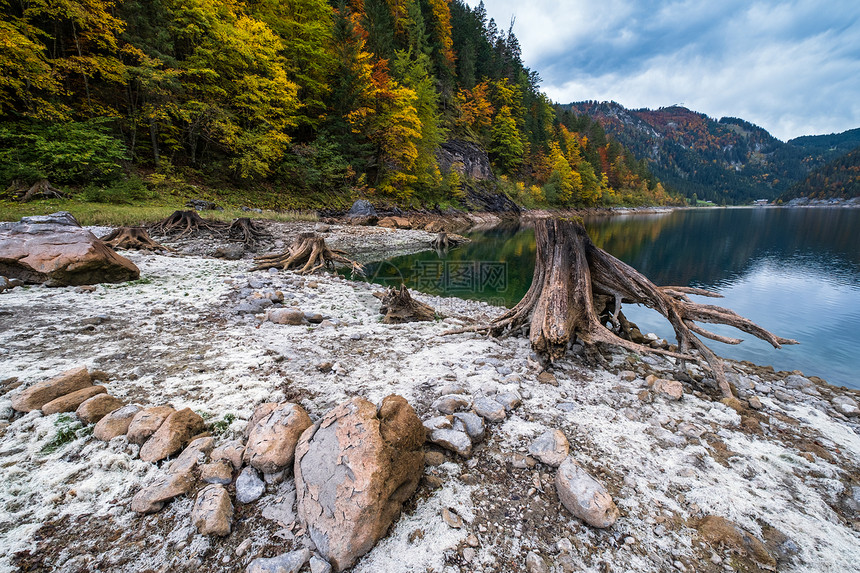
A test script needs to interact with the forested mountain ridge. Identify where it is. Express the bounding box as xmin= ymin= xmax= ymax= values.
xmin=561 ymin=101 xmax=860 ymax=204
xmin=0 ymin=0 xmax=680 ymax=210
xmin=782 ymin=146 xmax=860 ymax=201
